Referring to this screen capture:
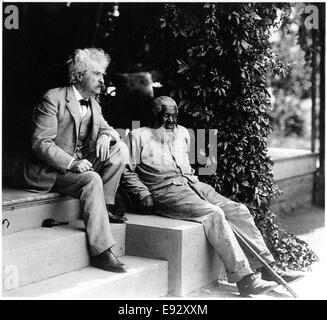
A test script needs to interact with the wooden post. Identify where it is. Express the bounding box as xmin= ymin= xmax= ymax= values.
xmin=315 ymin=3 xmax=325 ymax=207
xmin=311 ymin=28 xmax=317 ymax=153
